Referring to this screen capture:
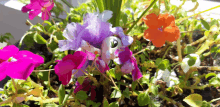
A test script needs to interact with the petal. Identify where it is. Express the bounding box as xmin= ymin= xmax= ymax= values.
xmin=110 ymin=27 xmax=133 ymax=46
xmin=143 ymin=13 xmax=161 ymax=29
xmin=98 ymin=10 xmax=113 ymax=22
xmin=159 ymin=14 xmax=175 ymax=28
xmin=6 ymin=58 xmax=35 ymax=80
xmin=15 ymin=51 xmax=44 ymax=67
xmin=162 ymin=69 xmax=170 ymax=82
xmin=57 ymin=71 xmax=72 ymax=85
xmin=156 ymin=69 xmax=164 ymax=80
xmin=121 ymin=60 xmax=134 ymax=74
xmin=55 ymin=59 xmax=75 ymax=76
xmin=90 ymin=89 xmax=96 ymax=100
xmin=0 ymin=45 xmax=19 ymax=61
xmin=46 ymin=2 xmax=54 ymax=11
xmin=96 ymin=58 xmax=109 ymax=73
xmin=151 ymin=39 xmax=166 ymax=47
xmin=80 ymin=13 xmax=113 ymax=48
xmin=118 ymin=47 xmax=132 ymax=63
xmin=41 ymin=11 xmax=50 ymax=20
xmin=85 ymin=50 xmax=96 ymax=60
xmin=58 ymin=39 xmax=82 ymax=51
xmin=21 ymin=4 xmax=32 ymax=13
xmin=74 ymin=83 xmax=84 ymax=93
xmin=0 ymin=62 xmax=8 ymax=81
xmin=163 ymin=25 xmax=180 ymax=42
xmin=72 ymin=60 xmax=90 ymax=78
xmin=131 ymin=58 xmax=143 ymax=81
xmin=29 ymin=9 xmax=41 ymax=20
xmin=70 ymin=51 xmax=87 ymax=69
xmin=22 ymin=1 xmax=41 ymax=11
